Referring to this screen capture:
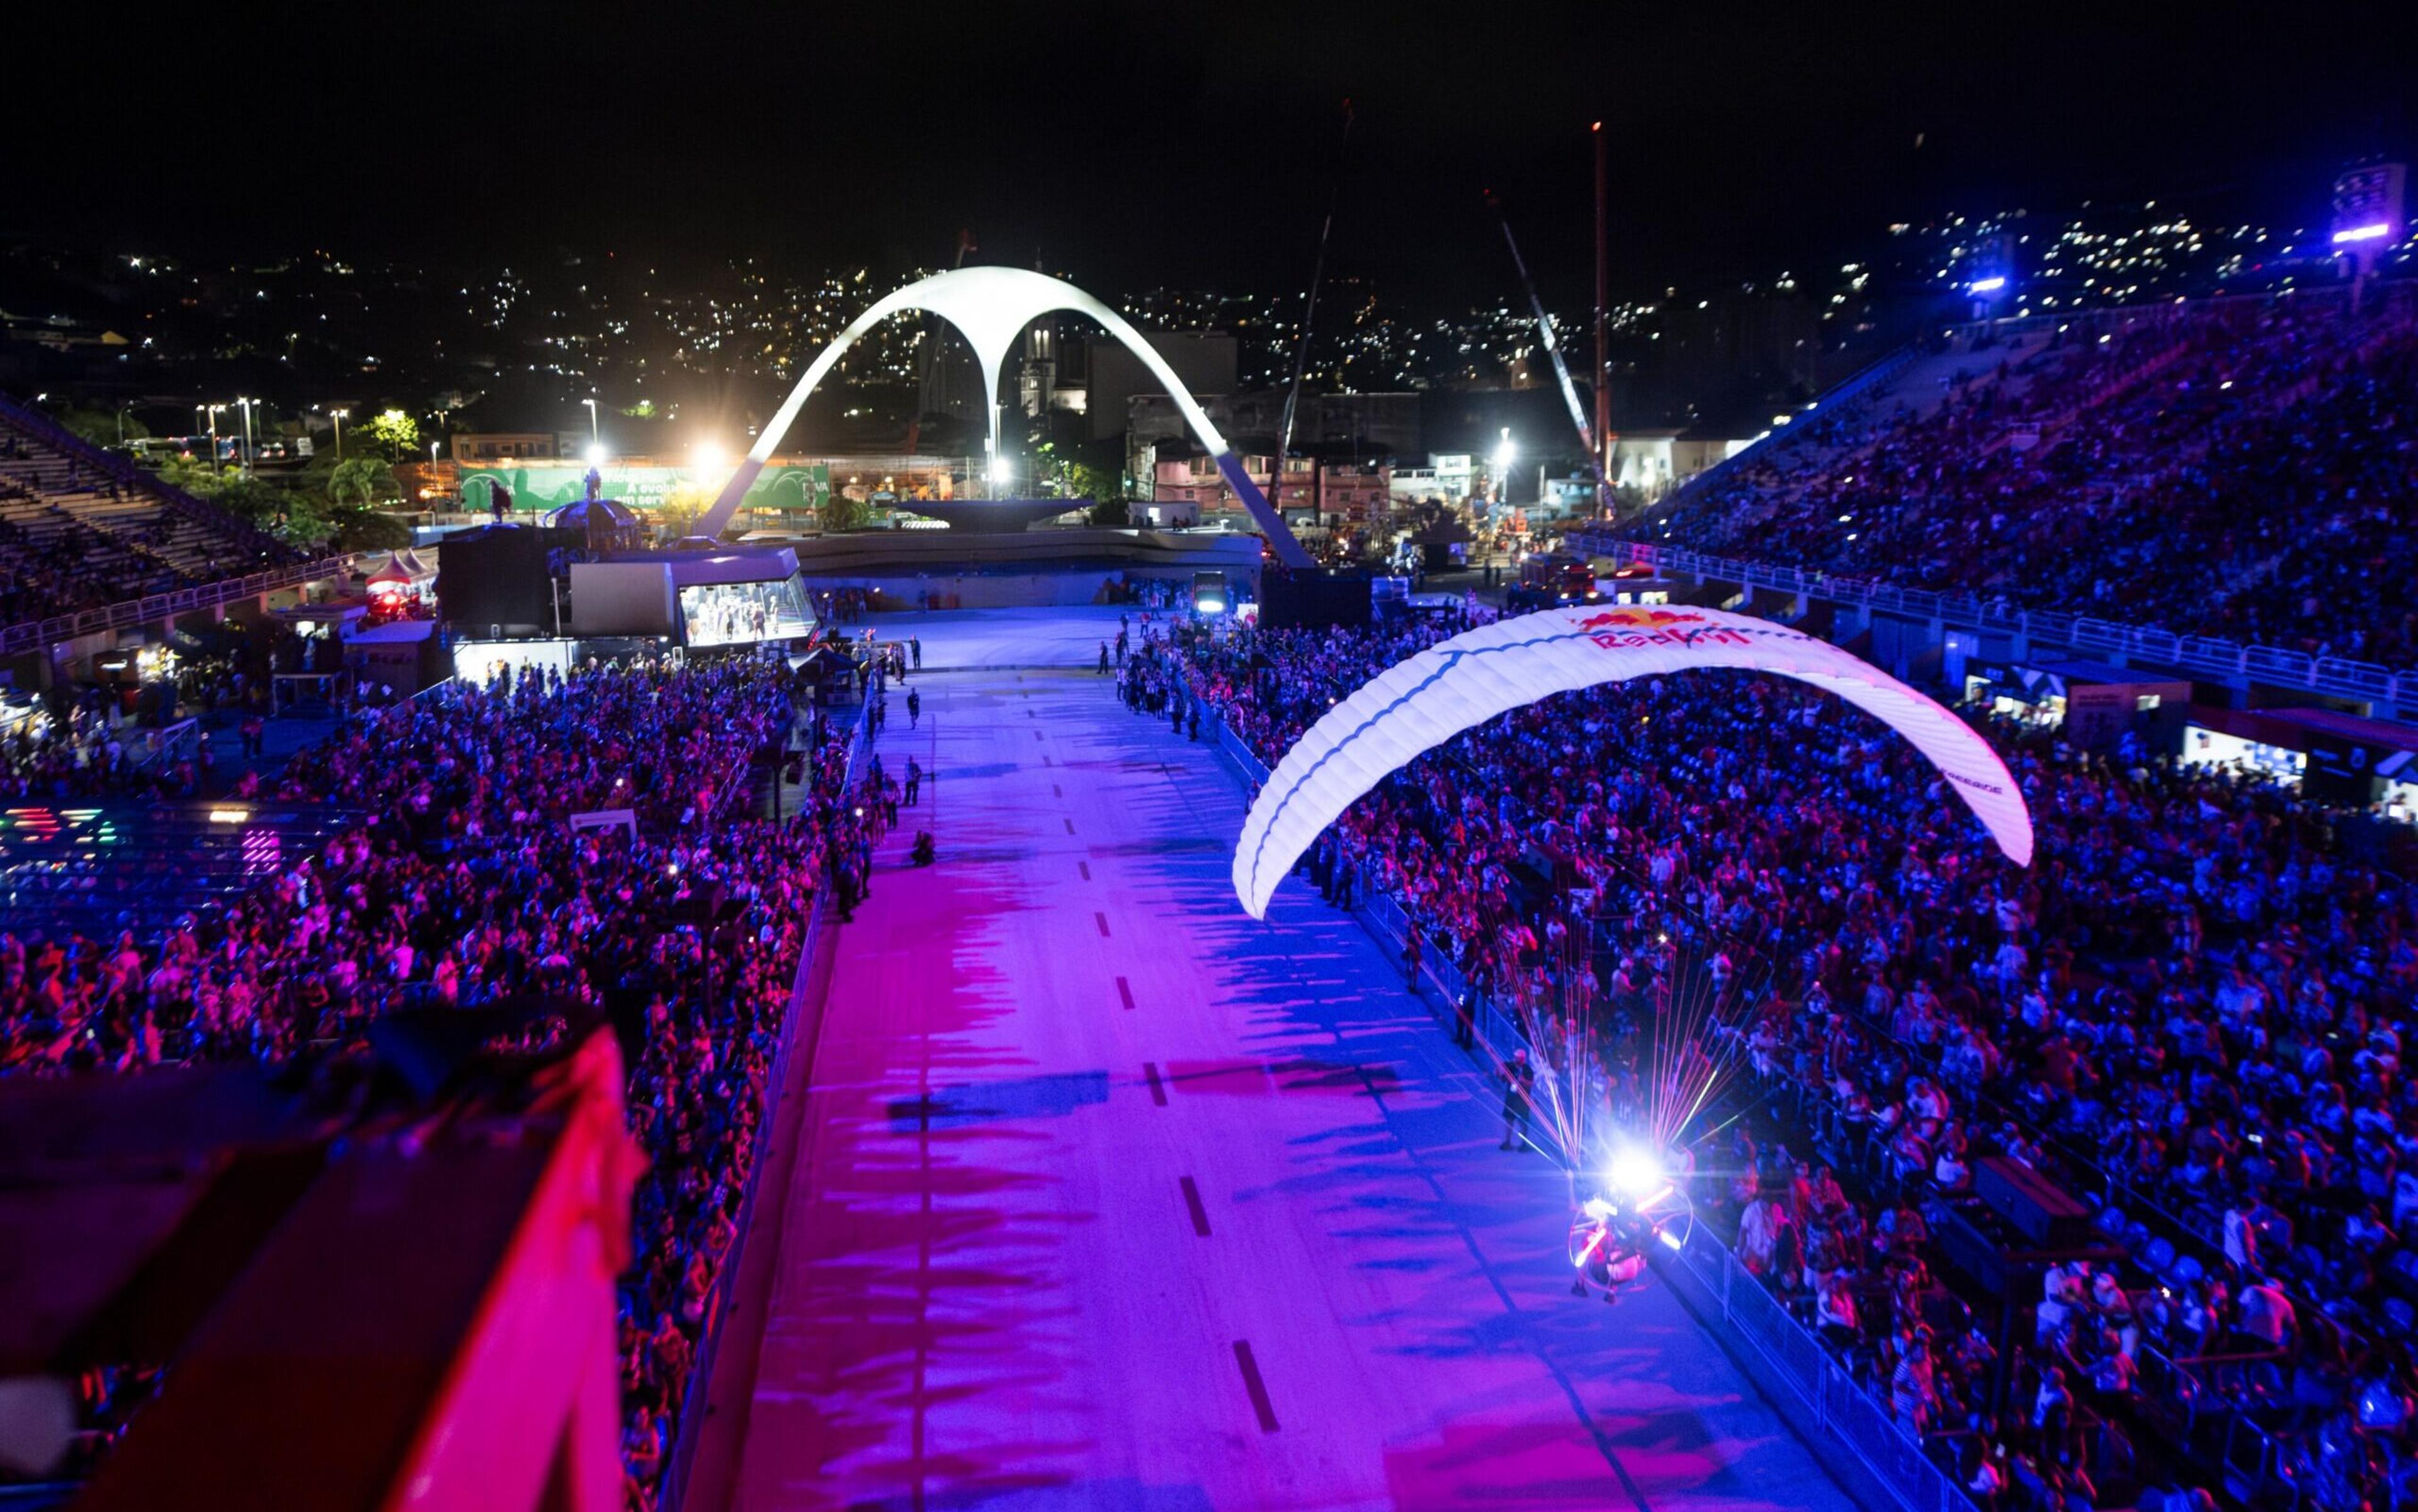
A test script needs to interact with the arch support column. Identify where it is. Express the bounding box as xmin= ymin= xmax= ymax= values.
xmin=696 ymin=267 xmax=1314 ymax=567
